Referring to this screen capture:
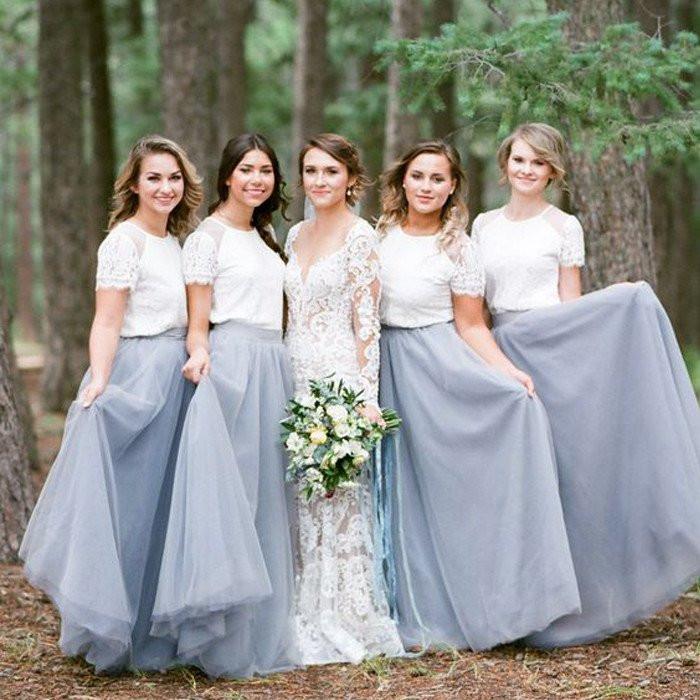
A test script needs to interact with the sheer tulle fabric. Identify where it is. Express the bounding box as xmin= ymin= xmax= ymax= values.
xmin=492 ymin=282 xmax=700 ymax=647
xmin=379 ymin=322 xmax=581 ymax=650
xmin=151 ymin=321 xmax=300 ymax=677
xmin=20 ymin=330 xmax=191 ymax=672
